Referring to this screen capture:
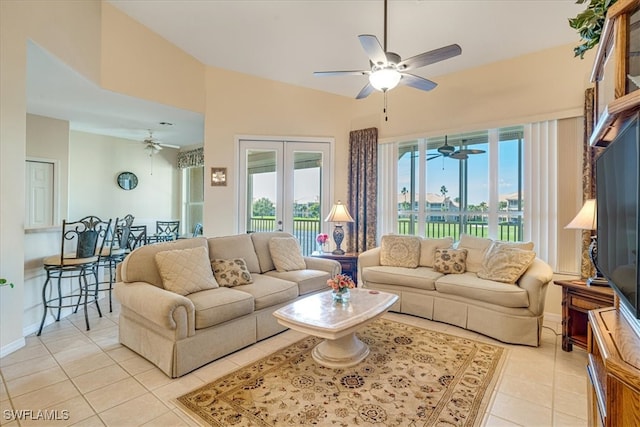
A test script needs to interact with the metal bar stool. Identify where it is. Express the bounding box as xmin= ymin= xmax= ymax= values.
xmin=155 ymin=220 xmax=180 ymax=241
xmin=37 ymin=216 xmax=111 ymax=335
xmin=96 ymin=214 xmax=134 ymax=312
